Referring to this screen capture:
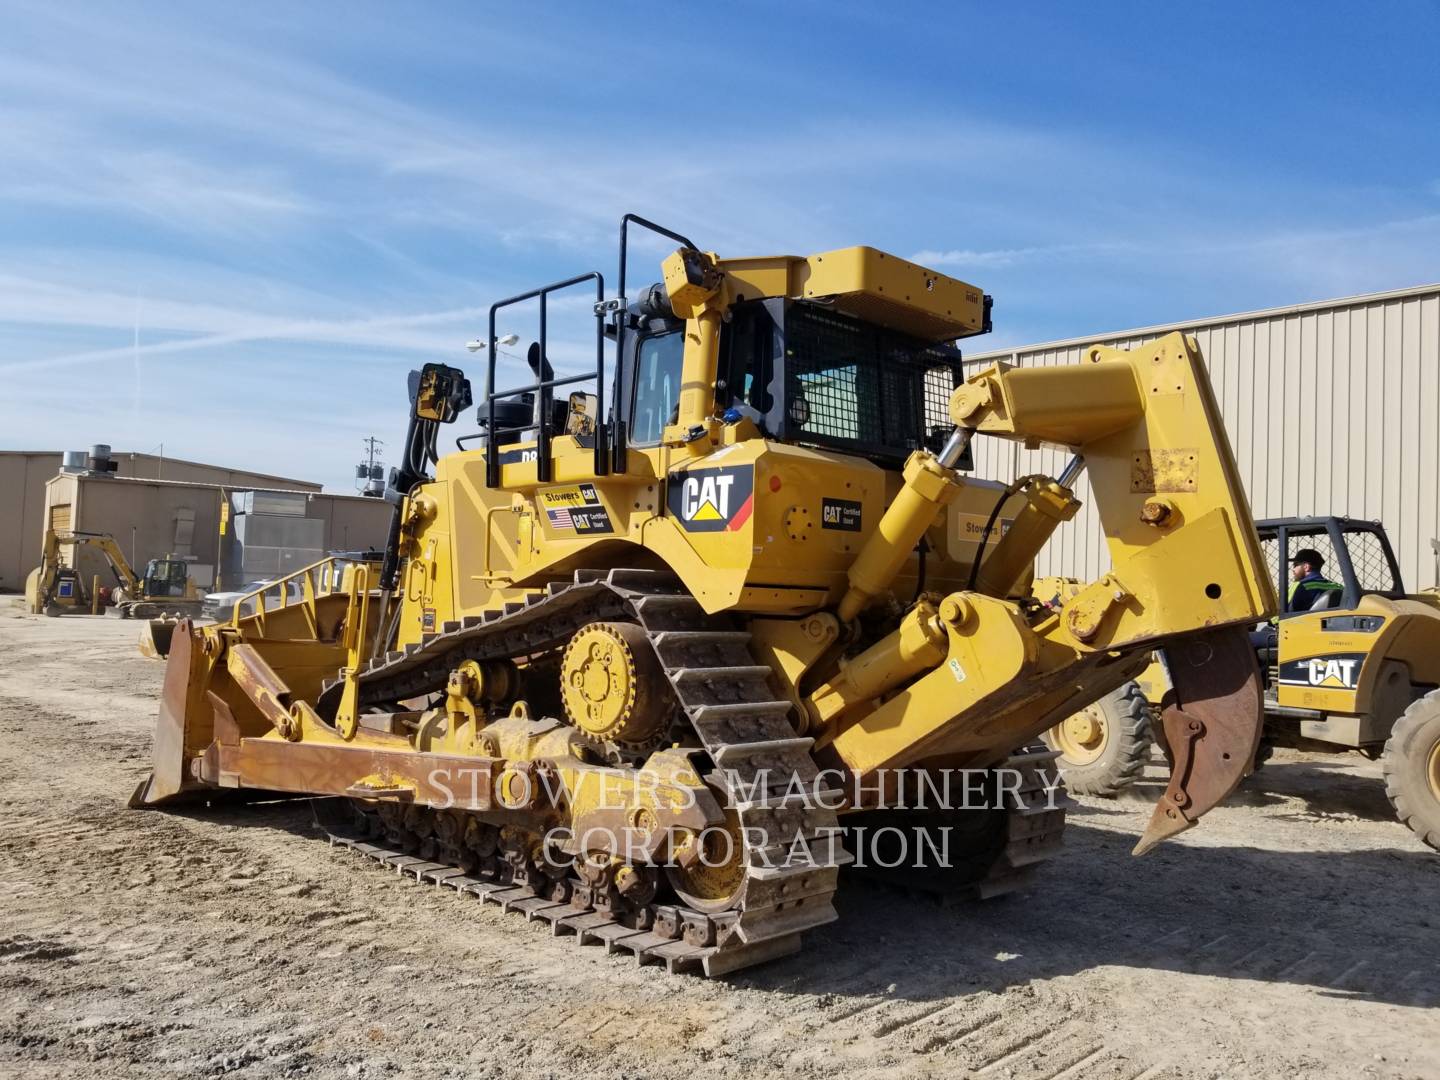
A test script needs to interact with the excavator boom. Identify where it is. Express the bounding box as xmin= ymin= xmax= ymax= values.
xmin=26 ymin=530 xmax=139 ymax=614
xmin=26 ymin=529 xmax=201 ymax=656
